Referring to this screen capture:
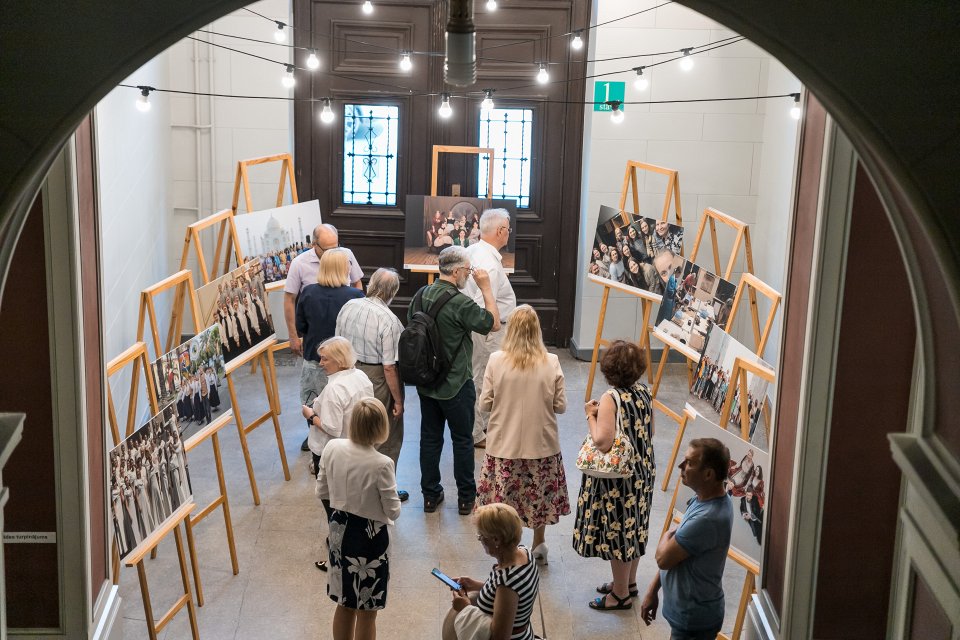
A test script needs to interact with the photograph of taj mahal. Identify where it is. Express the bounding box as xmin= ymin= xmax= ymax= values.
xmin=233 ymin=200 xmax=323 ymax=283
